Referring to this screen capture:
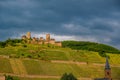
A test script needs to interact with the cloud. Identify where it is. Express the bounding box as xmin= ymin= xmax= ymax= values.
xmin=0 ymin=0 xmax=120 ymax=49
xmin=11 ymin=32 xmax=98 ymax=42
